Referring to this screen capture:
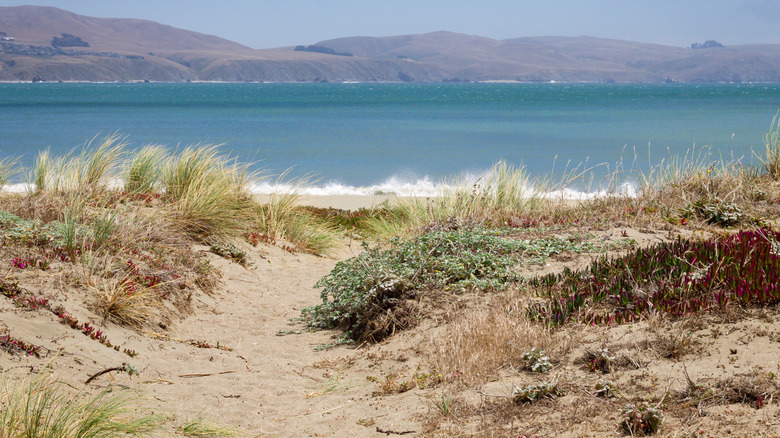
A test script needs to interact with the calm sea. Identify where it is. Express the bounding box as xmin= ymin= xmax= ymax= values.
xmin=1 ymin=82 xmax=778 ymax=195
